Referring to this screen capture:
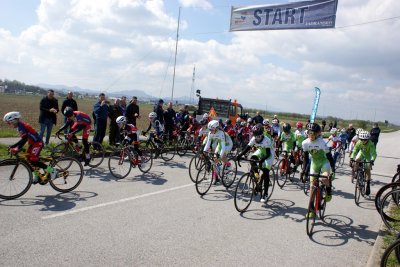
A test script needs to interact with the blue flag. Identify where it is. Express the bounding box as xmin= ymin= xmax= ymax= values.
xmin=310 ymin=87 xmax=321 ymax=123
